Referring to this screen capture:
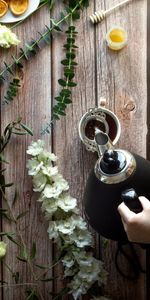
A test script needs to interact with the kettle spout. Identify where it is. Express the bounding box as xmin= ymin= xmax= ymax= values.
xmin=95 ymin=130 xmax=114 ymax=157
